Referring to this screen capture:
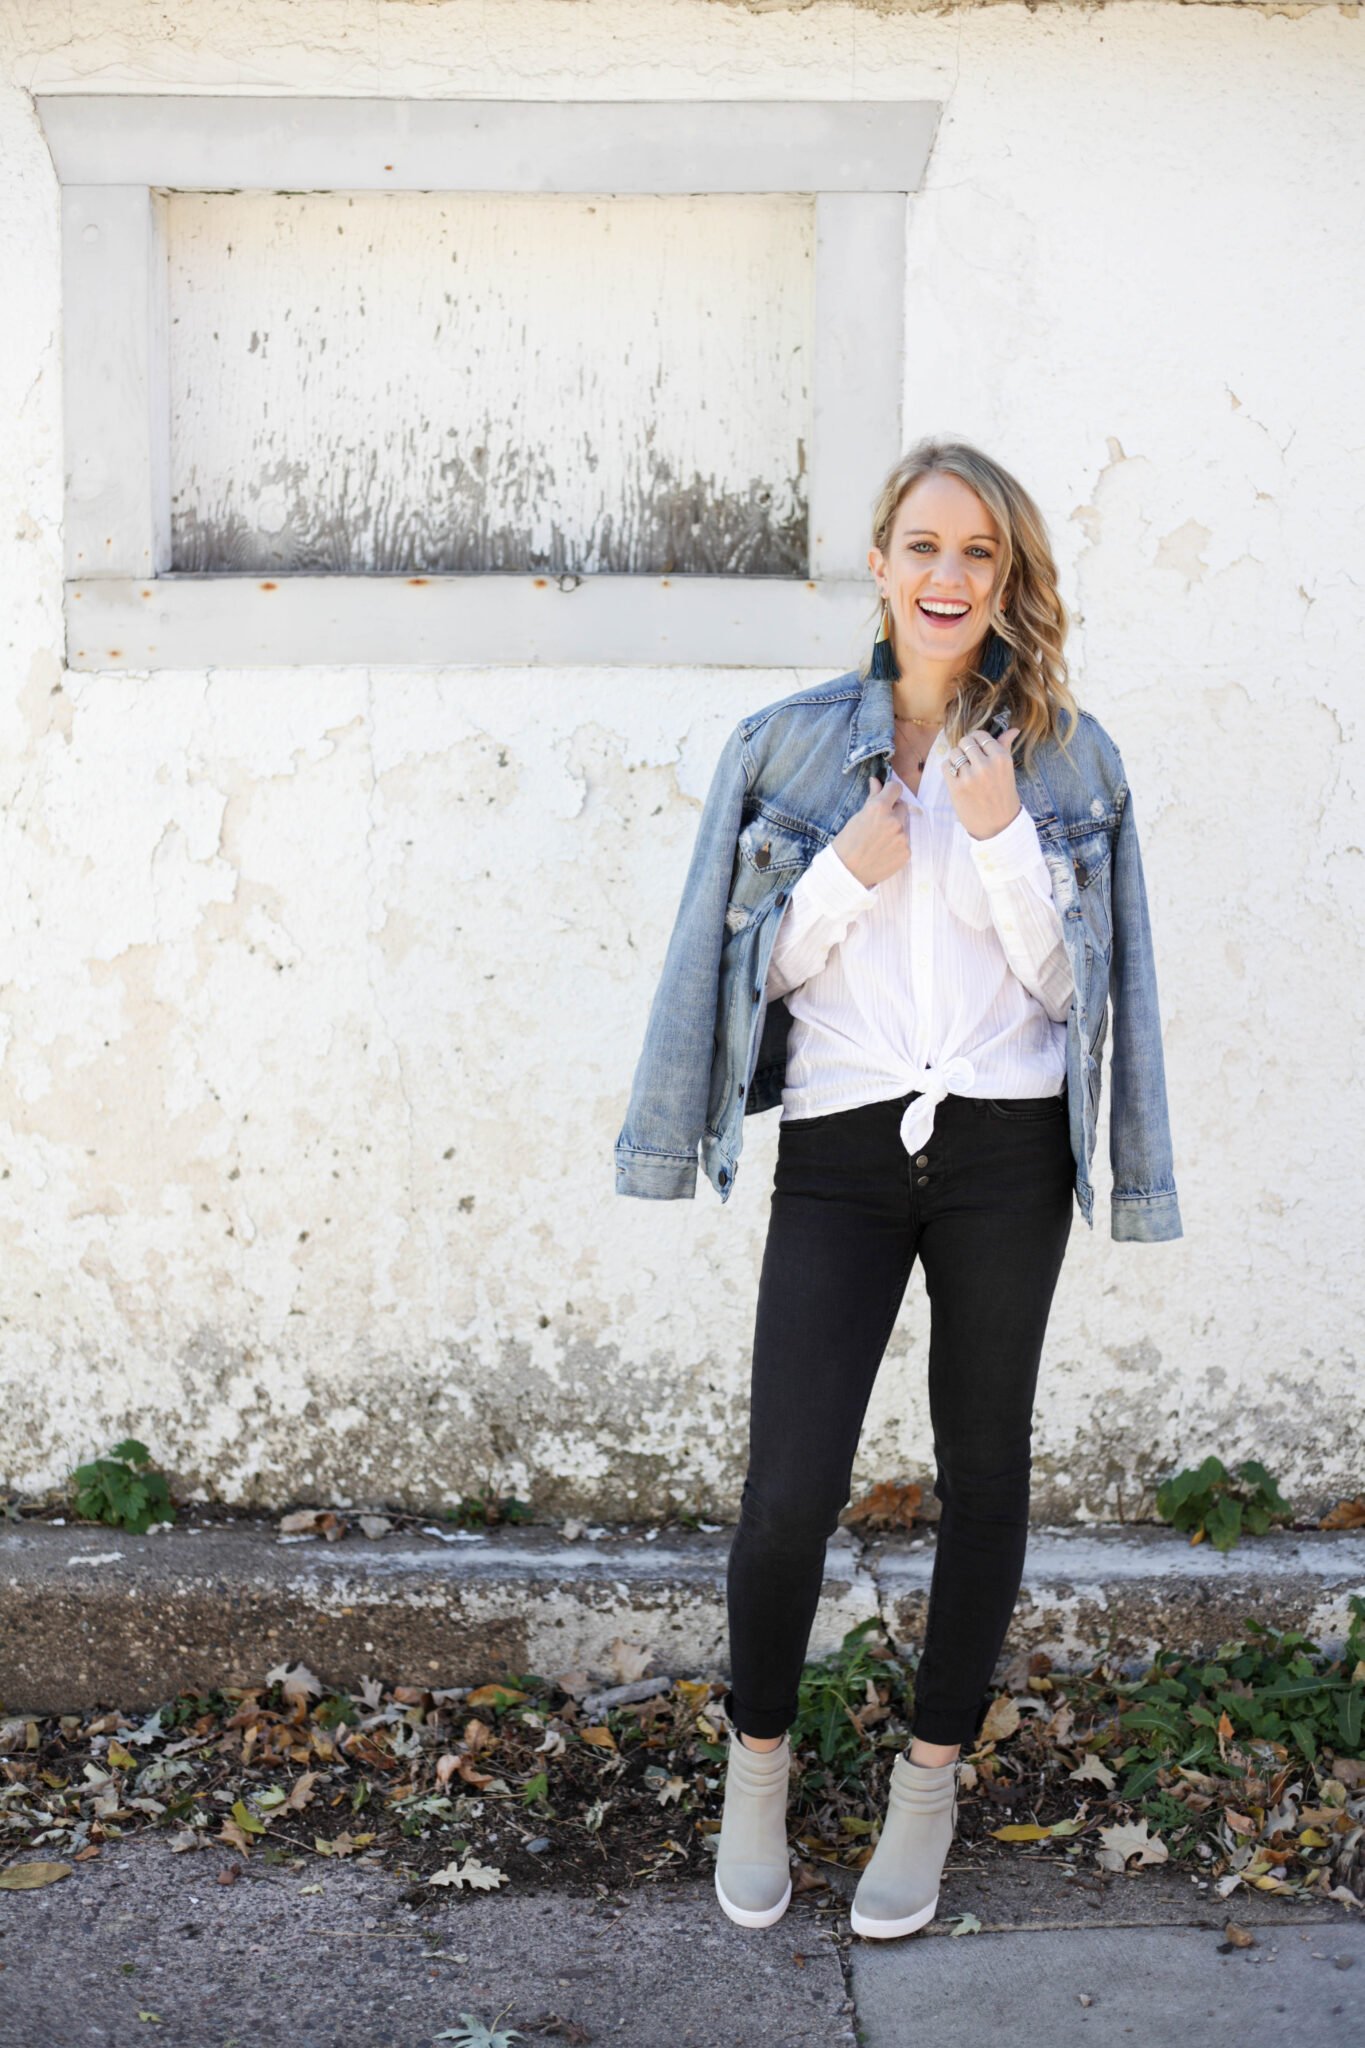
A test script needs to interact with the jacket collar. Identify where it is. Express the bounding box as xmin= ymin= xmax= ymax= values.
xmin=844 ymin=660 xmax=1061 ymax=829
xmin=844 ymin=664 xmax=895 ymax=772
